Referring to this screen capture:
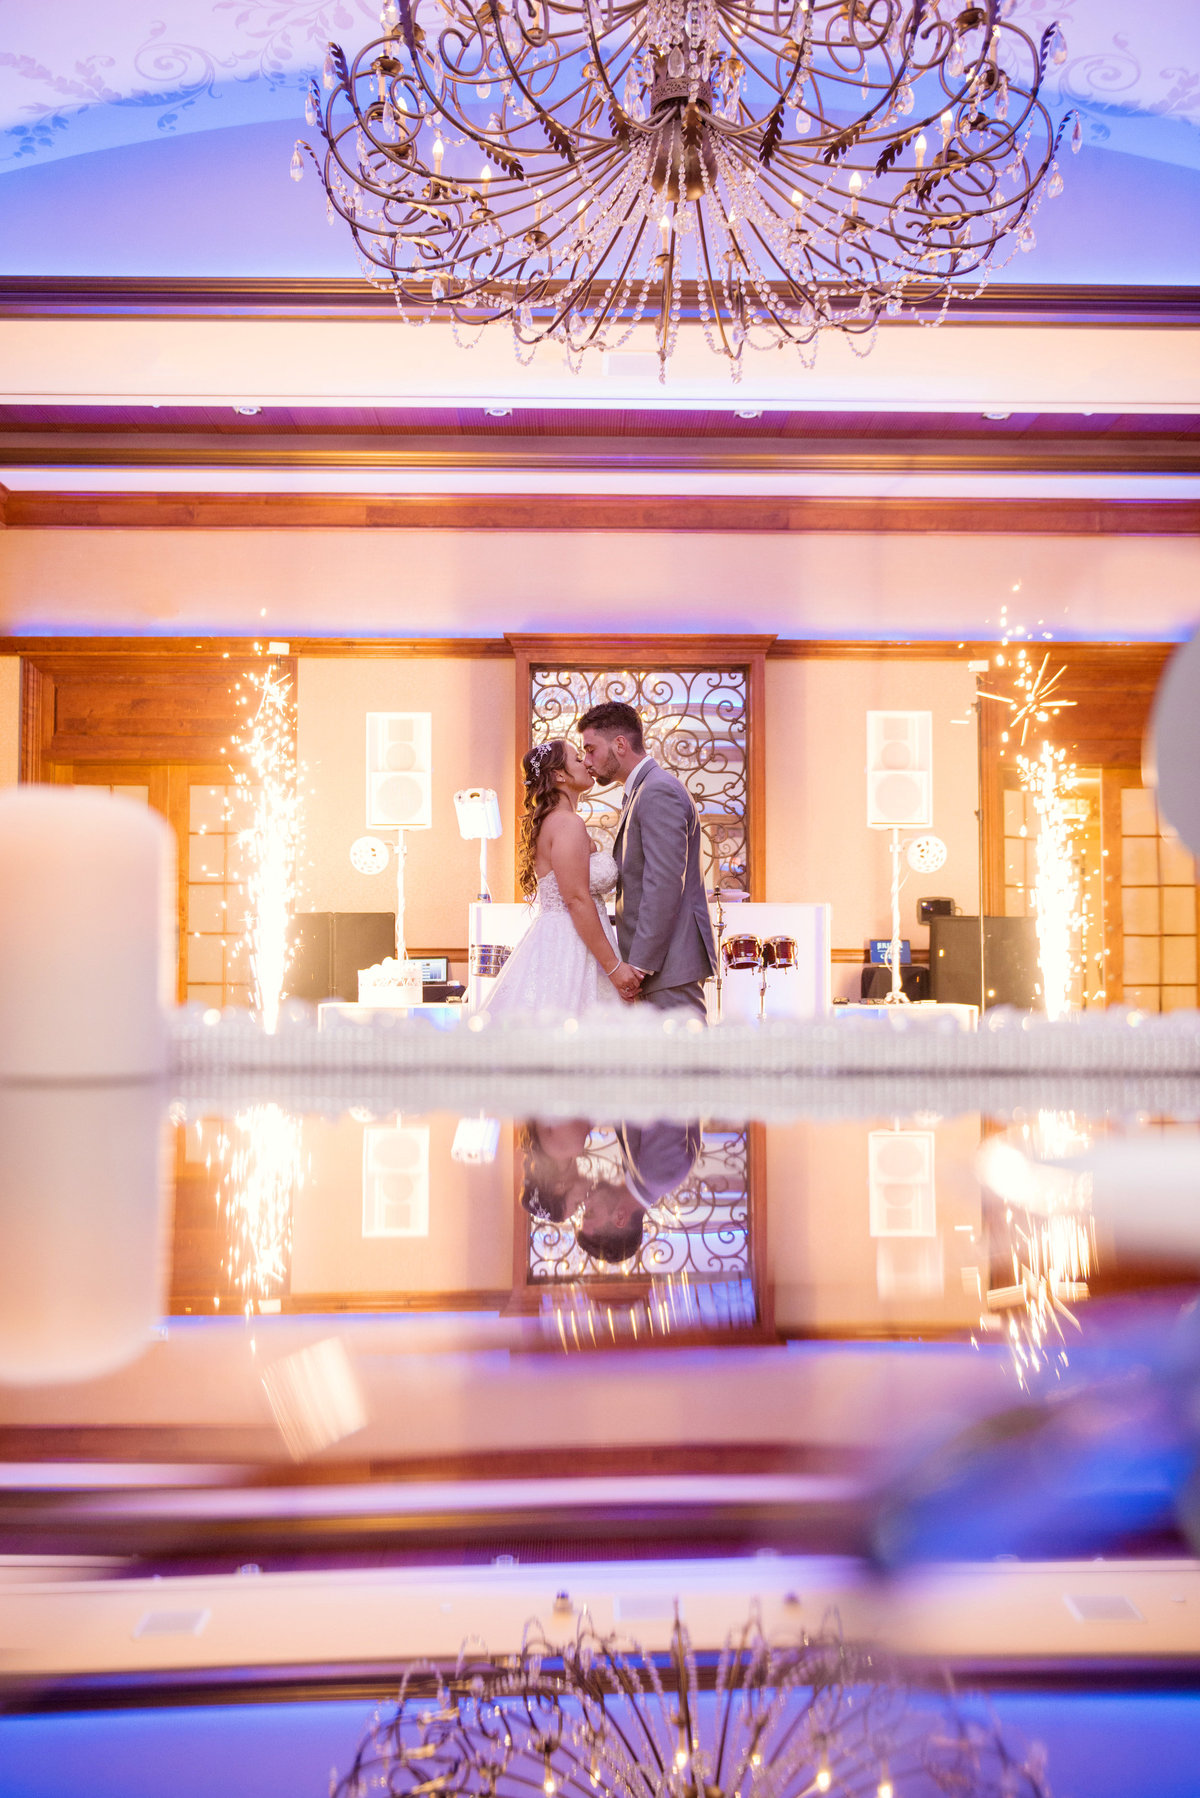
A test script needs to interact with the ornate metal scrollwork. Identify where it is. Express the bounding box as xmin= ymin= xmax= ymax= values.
xmin=530 ymin=665 xmax=750 ymax=894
